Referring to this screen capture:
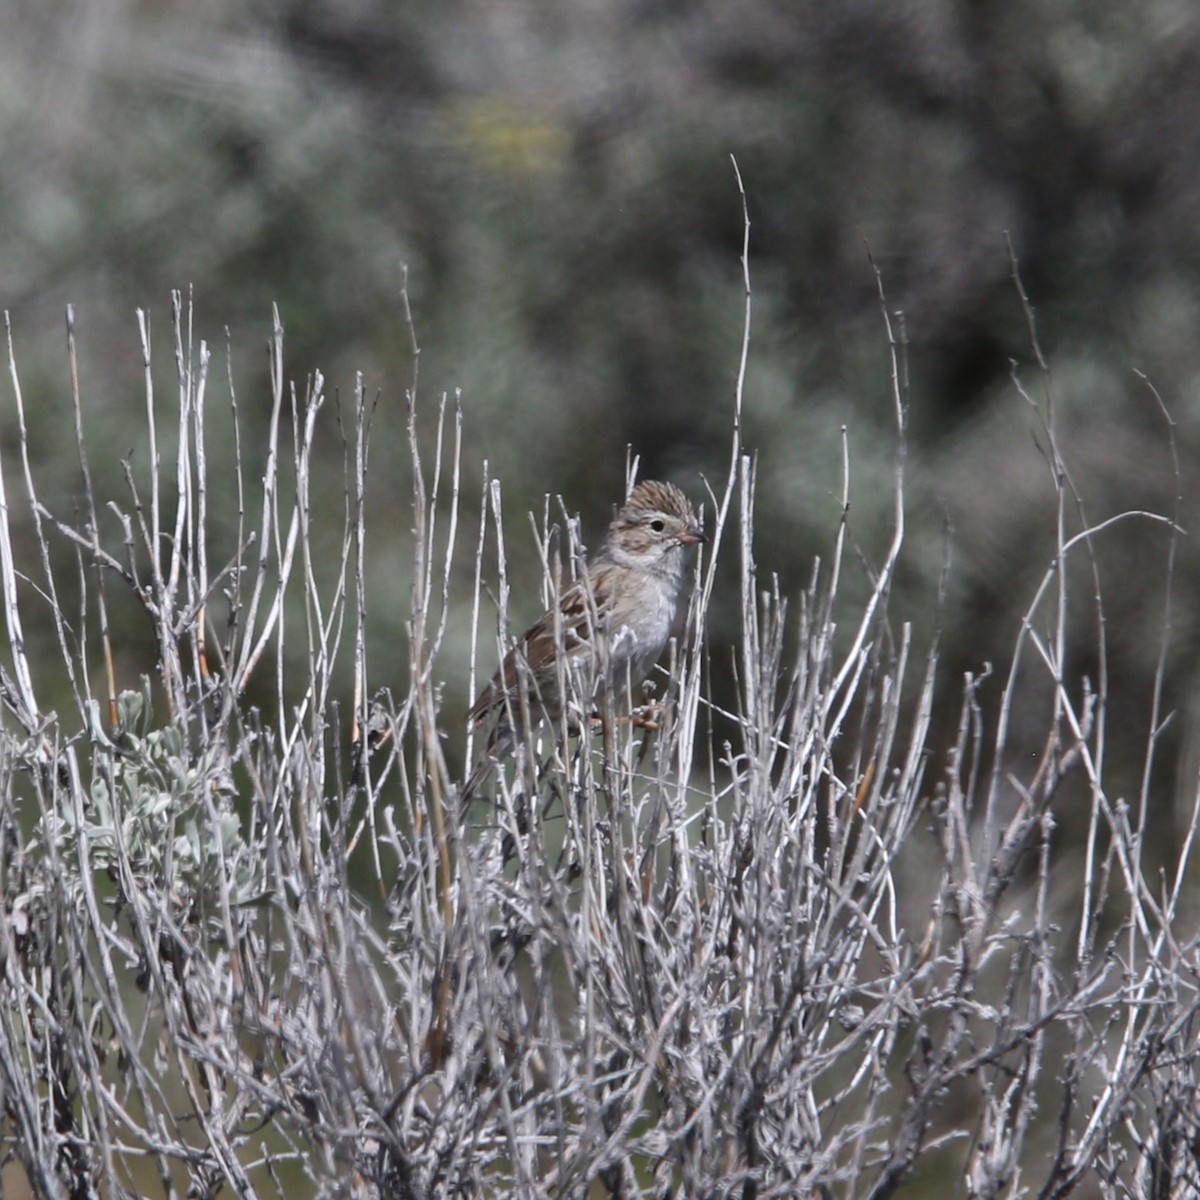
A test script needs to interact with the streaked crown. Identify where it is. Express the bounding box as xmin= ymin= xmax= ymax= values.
xmin=621 ymin=480 xmax=696 ymax=523
xmin=605 ymin=480 xmax=705 ymax=566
